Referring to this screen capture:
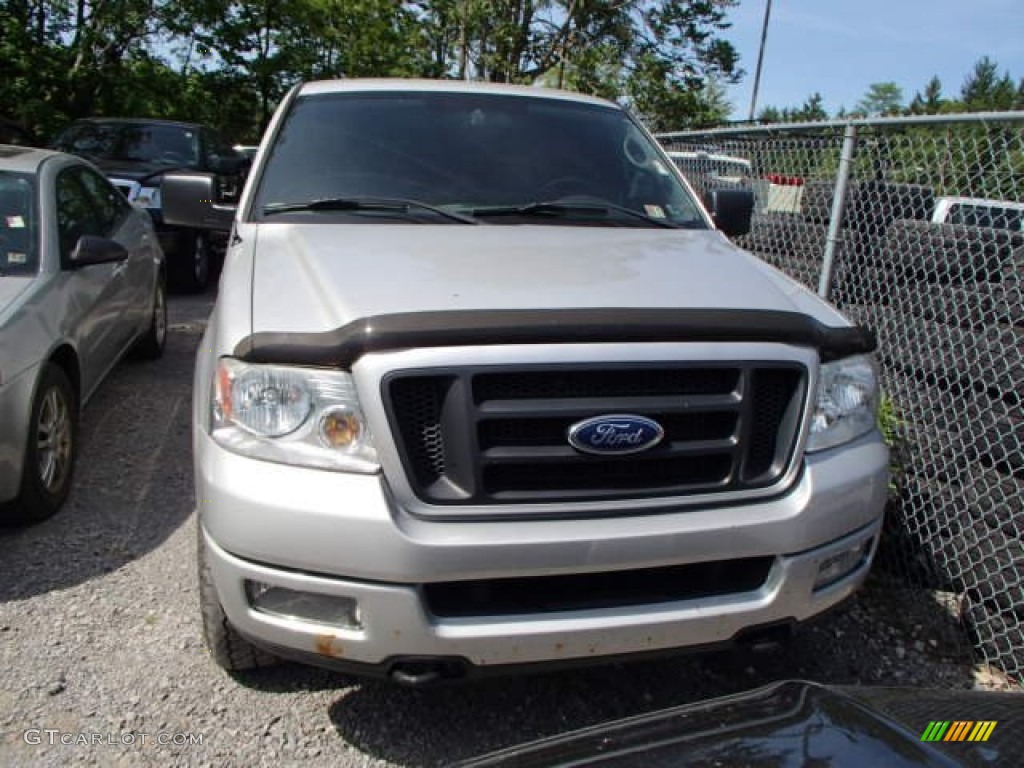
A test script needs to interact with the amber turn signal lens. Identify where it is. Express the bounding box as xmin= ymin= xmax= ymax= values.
xmin=320 ymin=409 xmax=362 ymax=448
